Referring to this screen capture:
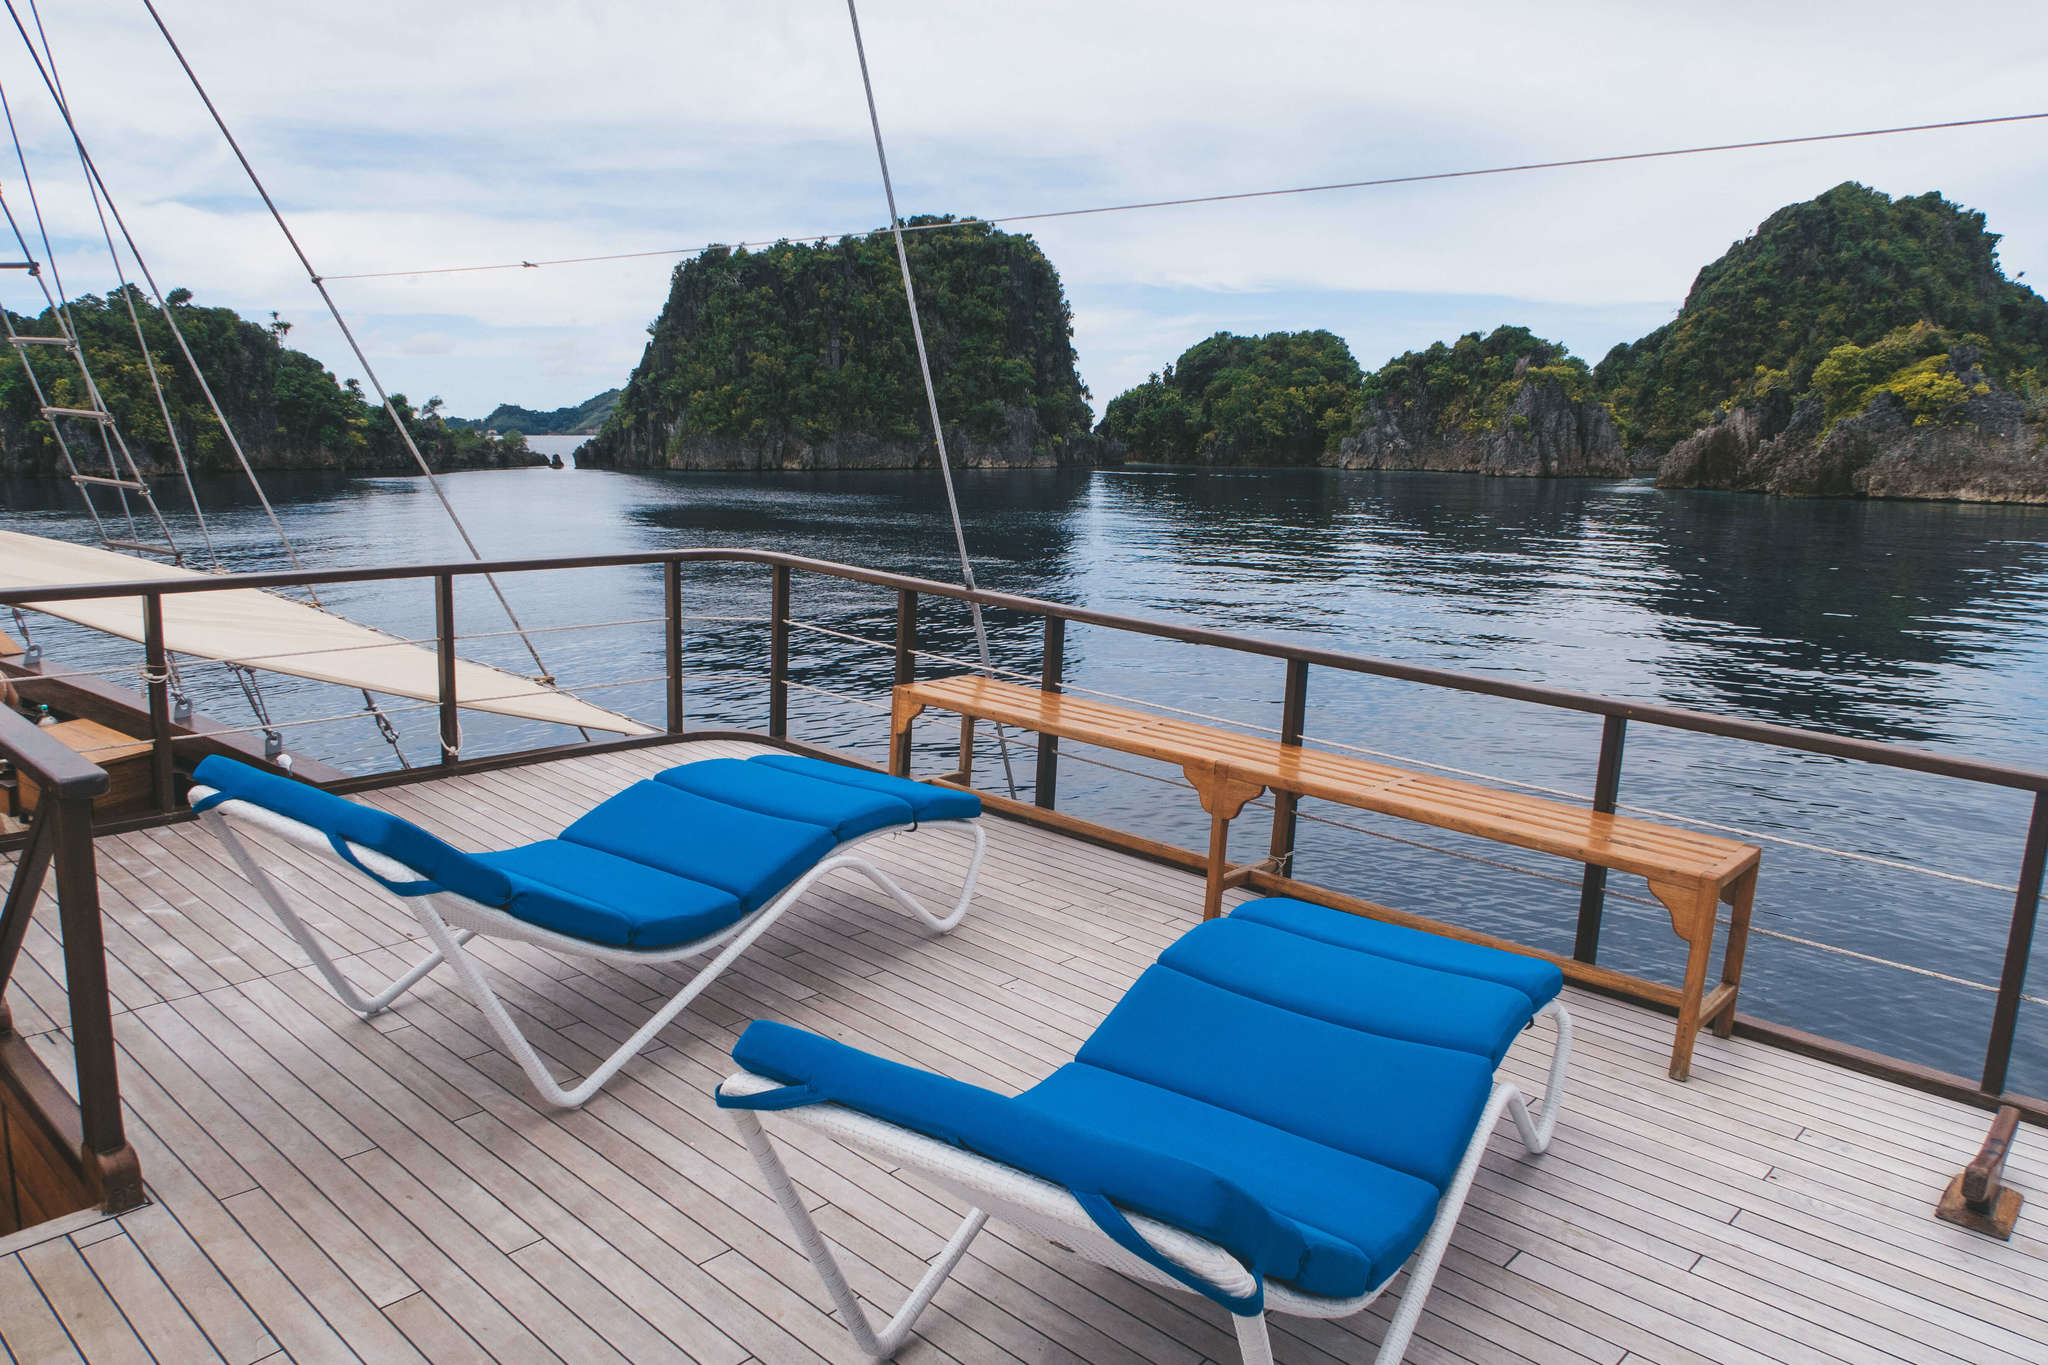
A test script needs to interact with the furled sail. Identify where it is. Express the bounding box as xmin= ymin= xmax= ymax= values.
xmin=0 ymin=531 xmax=650 ymax=736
